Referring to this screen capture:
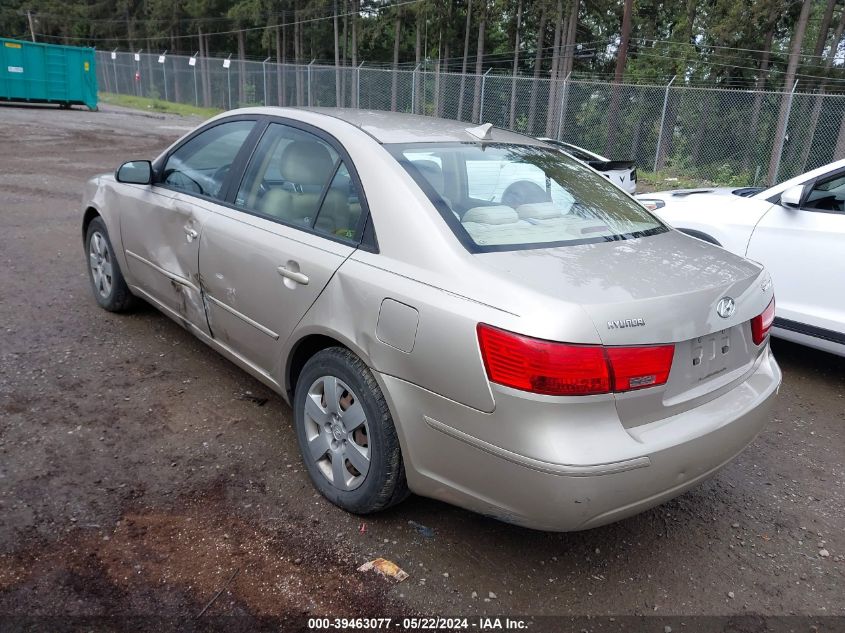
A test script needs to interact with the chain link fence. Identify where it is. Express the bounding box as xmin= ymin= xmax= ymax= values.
xmin=96 ymin=50 xmax=845 ymax=186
